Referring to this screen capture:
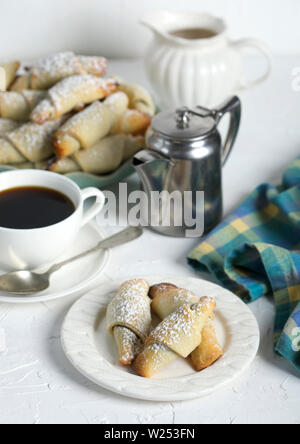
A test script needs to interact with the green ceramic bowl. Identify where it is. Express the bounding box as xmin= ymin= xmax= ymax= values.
xmin=0 ymin=159 xmax=135 ymax=189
